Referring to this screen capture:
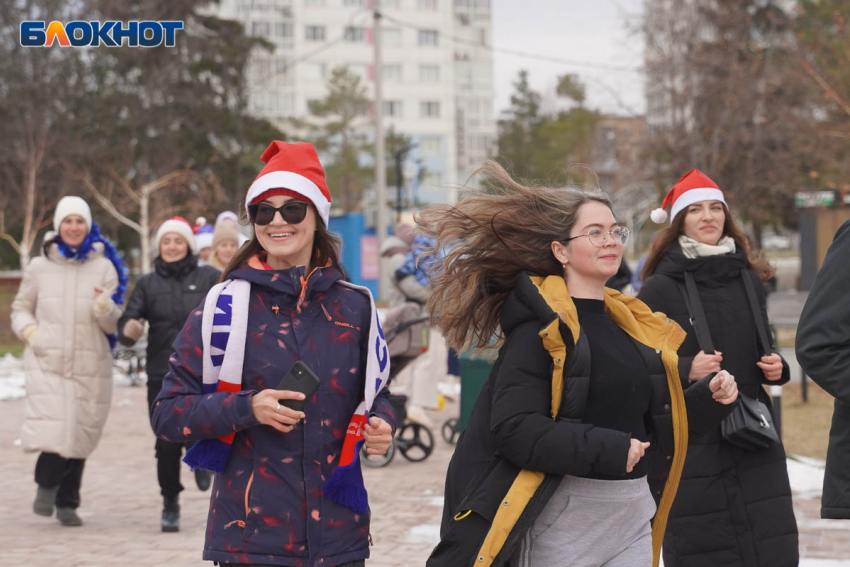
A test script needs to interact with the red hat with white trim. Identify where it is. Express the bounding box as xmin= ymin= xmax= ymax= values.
xmin=245 ymin=141 xmax=332 ymax=226
xmin=650 ymin=169 xmax=727 ymax=224
xmin=156 ymin=216 xmax=198 ymax=254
